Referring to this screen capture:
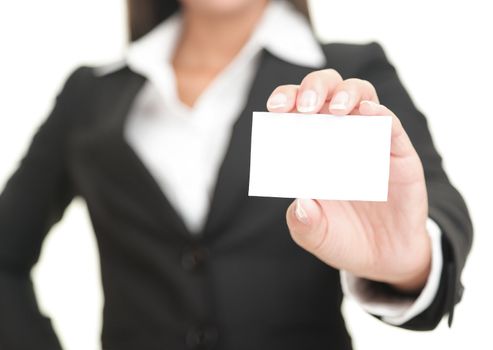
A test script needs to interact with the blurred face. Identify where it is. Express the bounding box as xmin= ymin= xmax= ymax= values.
xmin=180 ymin=0 xmax=269 ymax=17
